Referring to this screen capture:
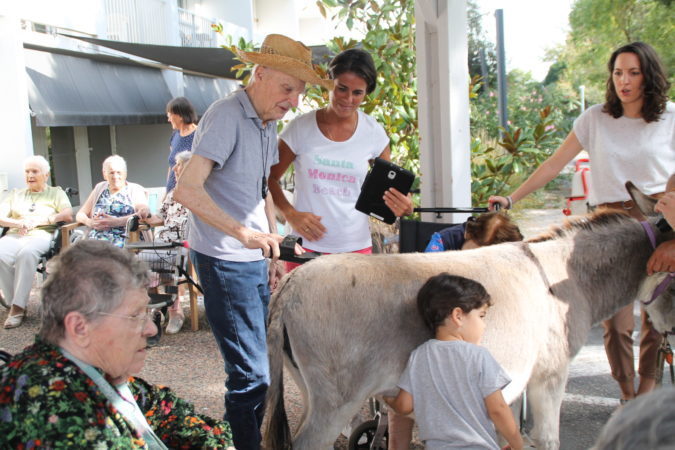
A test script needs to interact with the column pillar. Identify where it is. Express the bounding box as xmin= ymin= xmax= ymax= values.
xmin=415 ymin=0 xmax=471 ymax=224
xmin=0 ymin=9 xmax=34 ymax=190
